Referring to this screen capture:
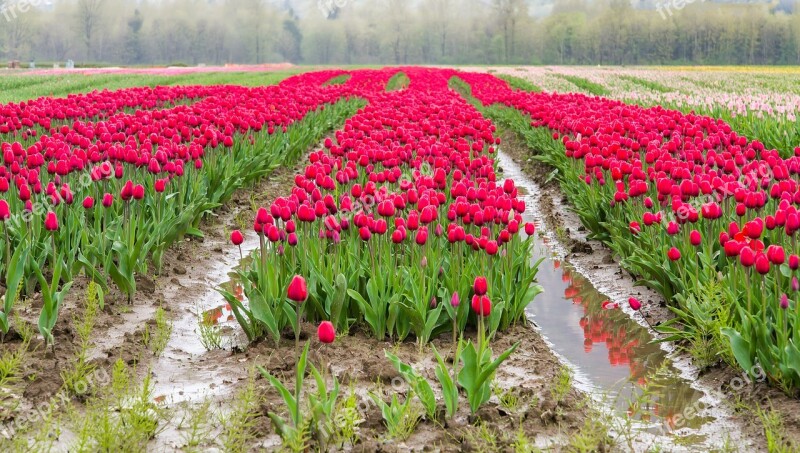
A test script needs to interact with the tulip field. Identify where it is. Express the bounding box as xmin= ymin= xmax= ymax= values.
xmin=456 ymin=68 xmax=800 ymax=394
xmin=3 ymin=65 xmax=800 ymax=450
